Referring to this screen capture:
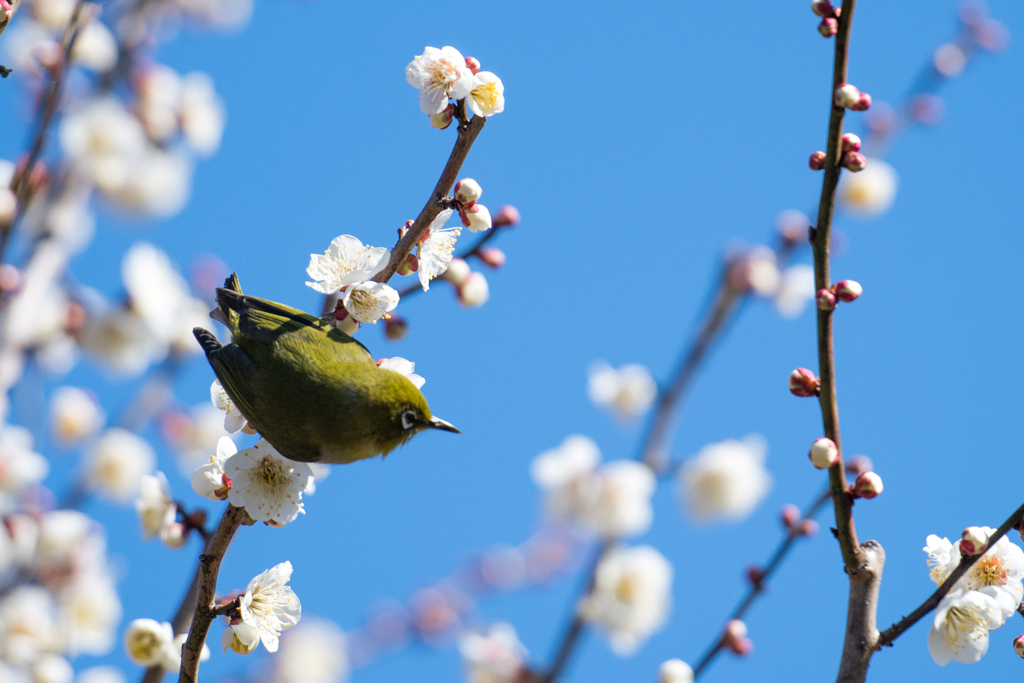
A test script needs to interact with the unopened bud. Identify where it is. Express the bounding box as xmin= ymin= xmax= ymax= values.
xmin=852 ymin=471 xmax=883 ymax=499
xmin=809 ymin=150 xmax=827 ymax=171
xmin=745 ymin=564 xmax=765 ymax=587
xmin=464 ymin=56 xmax=481 ymax=75
xmin=788 ymin=368 xmax=819 ymax=397
xmin=0 ymin=187 xmax=16 ymax=228
xmin=454 ymin=178 xmax=483 ymax=205
xmin=161 ymin=522 xmax=188 ymax=549
xmin=811 ymin=0 xmax=834 ymax=17
xmin=723 ymin=620 xmax=751 ymax=656
xmin=781 ymin=504 xmax=801 ymax=529
xmin=841 ymin=152 xmax=867 ymax=172
xmin=845 ymin=454 xmax=873 ymax=475
xmin=385 ymin=315 xmax=408 ymax=340
xmin=397 ymin=253 xmax=419 ymax=276
xmin=478 ymin=247 xmax=506 ymax=269
xmin=961 ymin=526 xmax=990 ymax=557
xmin=852 ymin=93 xmax=872 ymax=111
xmin=798 ymin=519 xmax=819 ymax=537
xmin=1013 ymin=635 xmax=1024 ymax=658
xmin=492 ymin=205 xmax=520 ymax=228
xmin=816 ymin=288 xmax=836 ymax=311
xmin=460 ymin=203 xmax=492 ymax=232
xmin=834 ymin=280 xmax=862 ymax=302
xmin=443 ymin=258 xmax=471 ymax=286
xmin=430 ymin=103 xmax=455 ymax=130
xmin=910 ymin=94 xmax=945 ymax=126
xmin=809 ymin=437 xmax=839 ymax=469
xmin=834 ymin=83 xmax=861 ymax=109
xmin=818 ymin=17 xmax=838 ymax=38
xmin=658 ymin=659 xmax=694 ymax=683
xmin=458 ymin=271 xmax=490 ymax=307
xmin=841 ymin=133 xmax=861 ymax=152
